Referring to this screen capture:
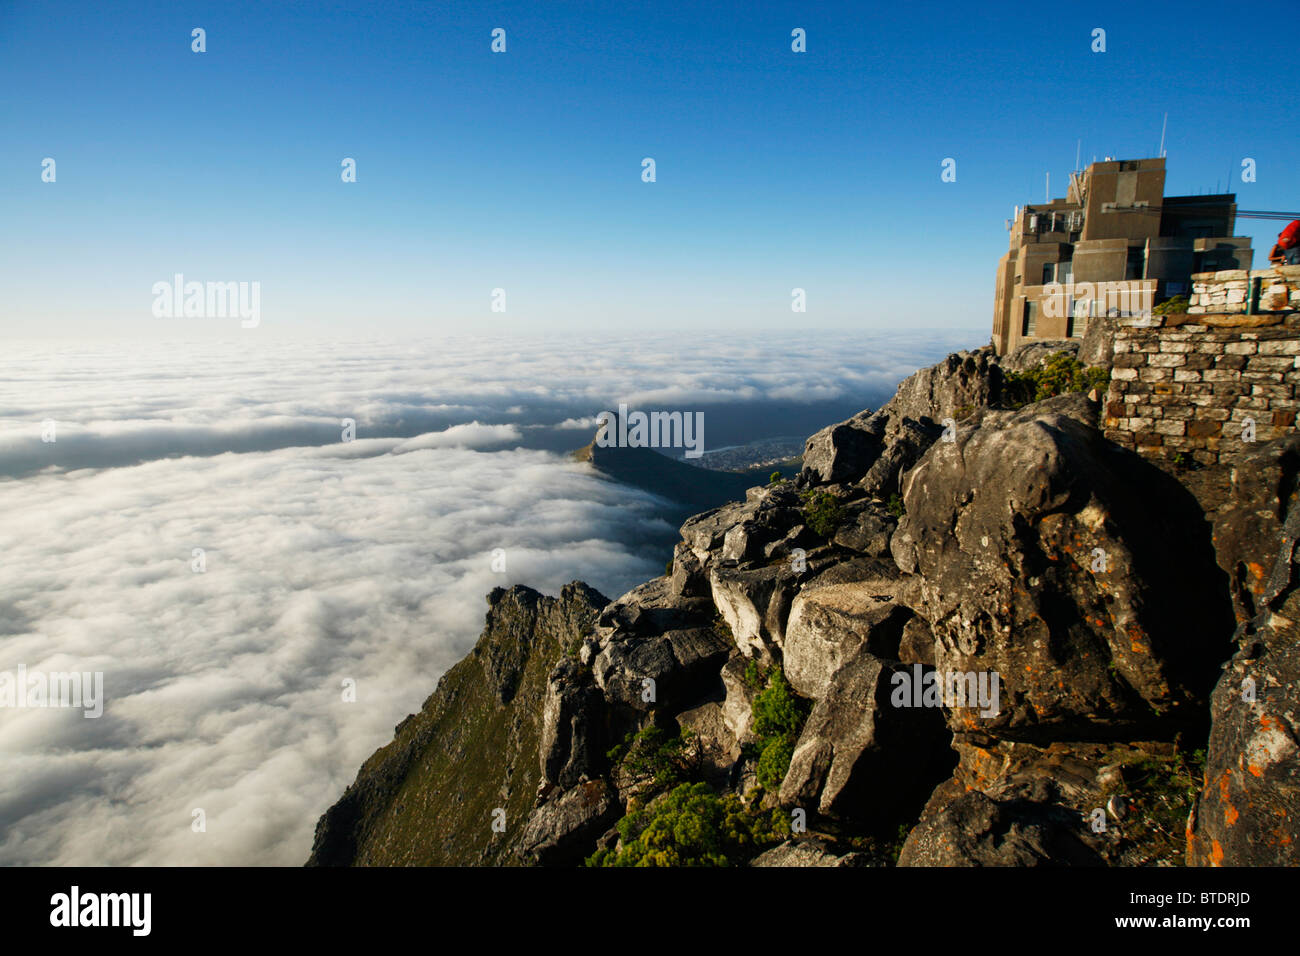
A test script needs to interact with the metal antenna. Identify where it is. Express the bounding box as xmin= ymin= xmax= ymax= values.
xmin=1158 ymin=113 xmax=1167 ymax=157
